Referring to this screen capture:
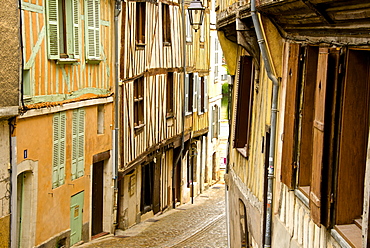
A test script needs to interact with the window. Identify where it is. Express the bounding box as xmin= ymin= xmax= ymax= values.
xmin=72 ymin=108 xmax=85 ymax=180
xmin=46 ymin=0 xmax=80 ymax=60
xmin=214 ymin=39 xmax=219 ymax=80
xmin=136 ymin=2 xmax=146 ymax=44
xmin=85 ymin=0 xmax=101 ymax=60
xmin=211 ymin=105 xmax=219 ymax=139
xmin=185 ymin=73 xmax=194 ymax=114
xmin=134 ymin=77 xmax=144 ymax=128
xmin=162 ymin=3 xmax=171 ymax=44
xmin=281 ymin=44 xmax=370 ymax=245
xmin=52 ymin=111 xmax=66 ymax=188
xmin=97 ymin=104 xmax=104 ymax=134
xmin=166 ymin=72 xmax=174 ymax=117
xmin=233 ymin=56 xmax=254 ymax=156
xmin=198 ymin=77 xmax=208 ymax=114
